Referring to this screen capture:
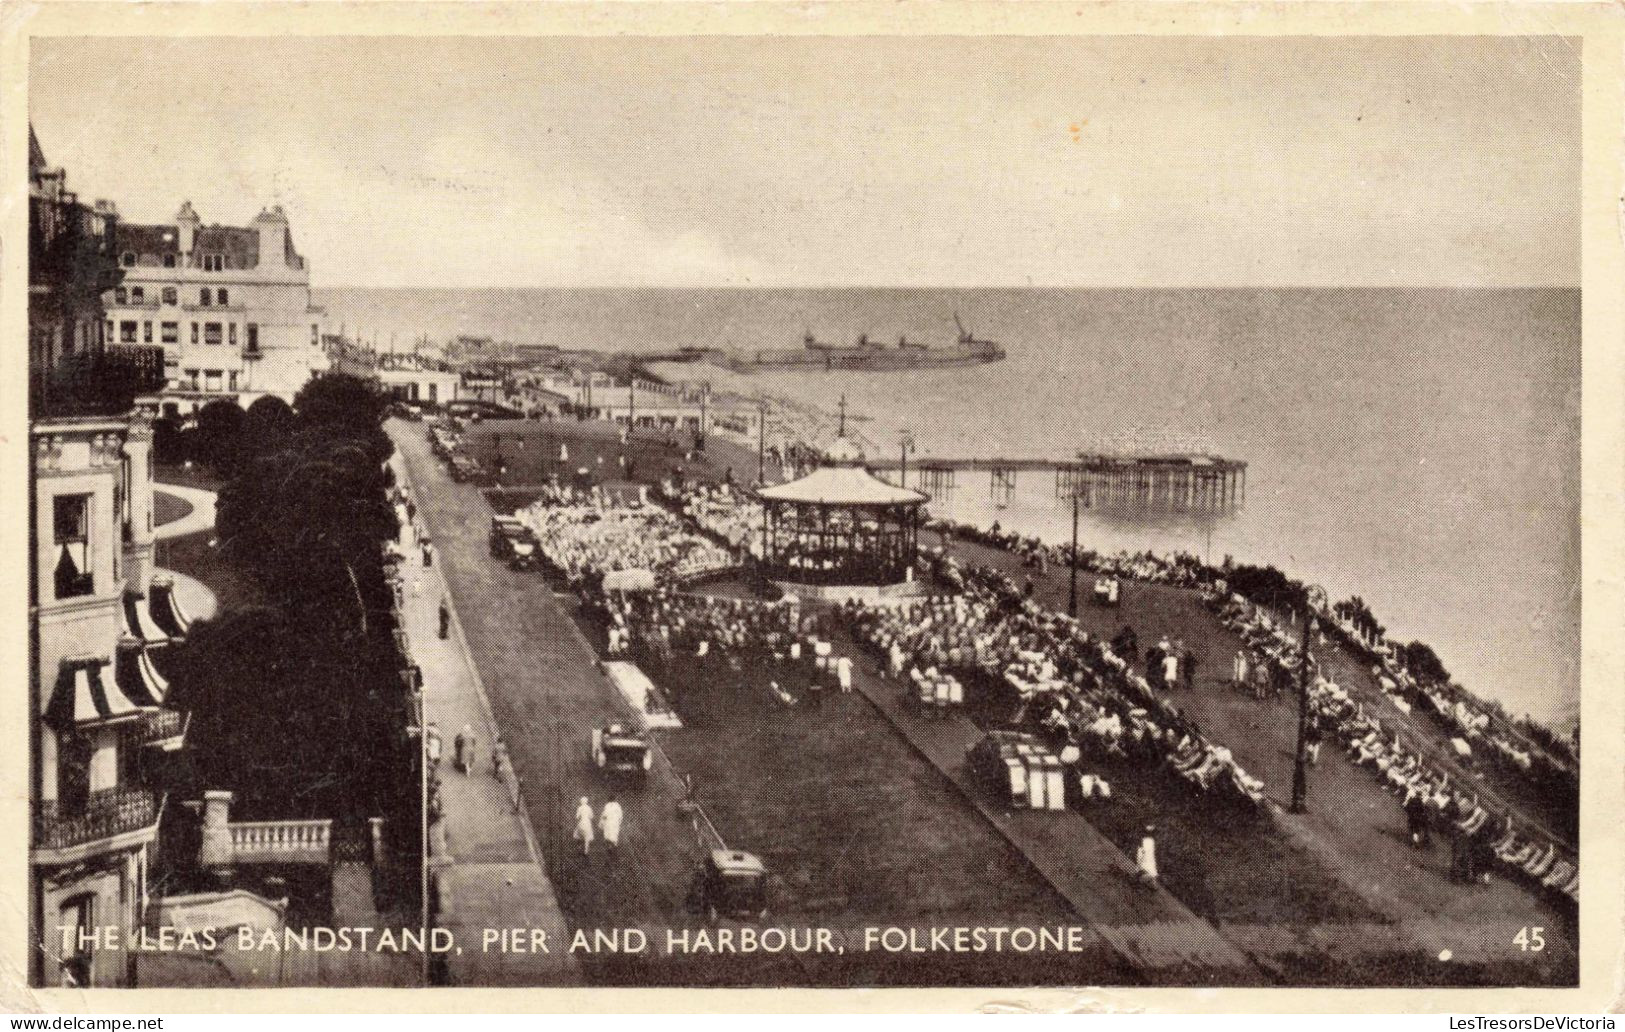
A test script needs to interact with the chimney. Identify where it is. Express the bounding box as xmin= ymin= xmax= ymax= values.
xmin=253 ymin=205 xmax=289 ymax=269
xmin=94 ymin=199 xmax=118 ymax=218
xmin=175 ymin=201 xmax=200 ymax=256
